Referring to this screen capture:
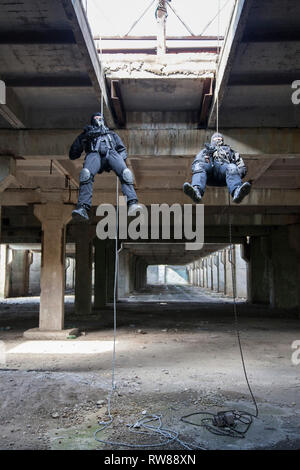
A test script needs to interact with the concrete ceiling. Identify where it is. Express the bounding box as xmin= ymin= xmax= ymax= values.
xmin=0 ymin=0 xmax=114 ymax=129
xmin=209 ymin=0 xmax=300 ymax=128
xmin=123 ymin=243 xmax=227 ymax=265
